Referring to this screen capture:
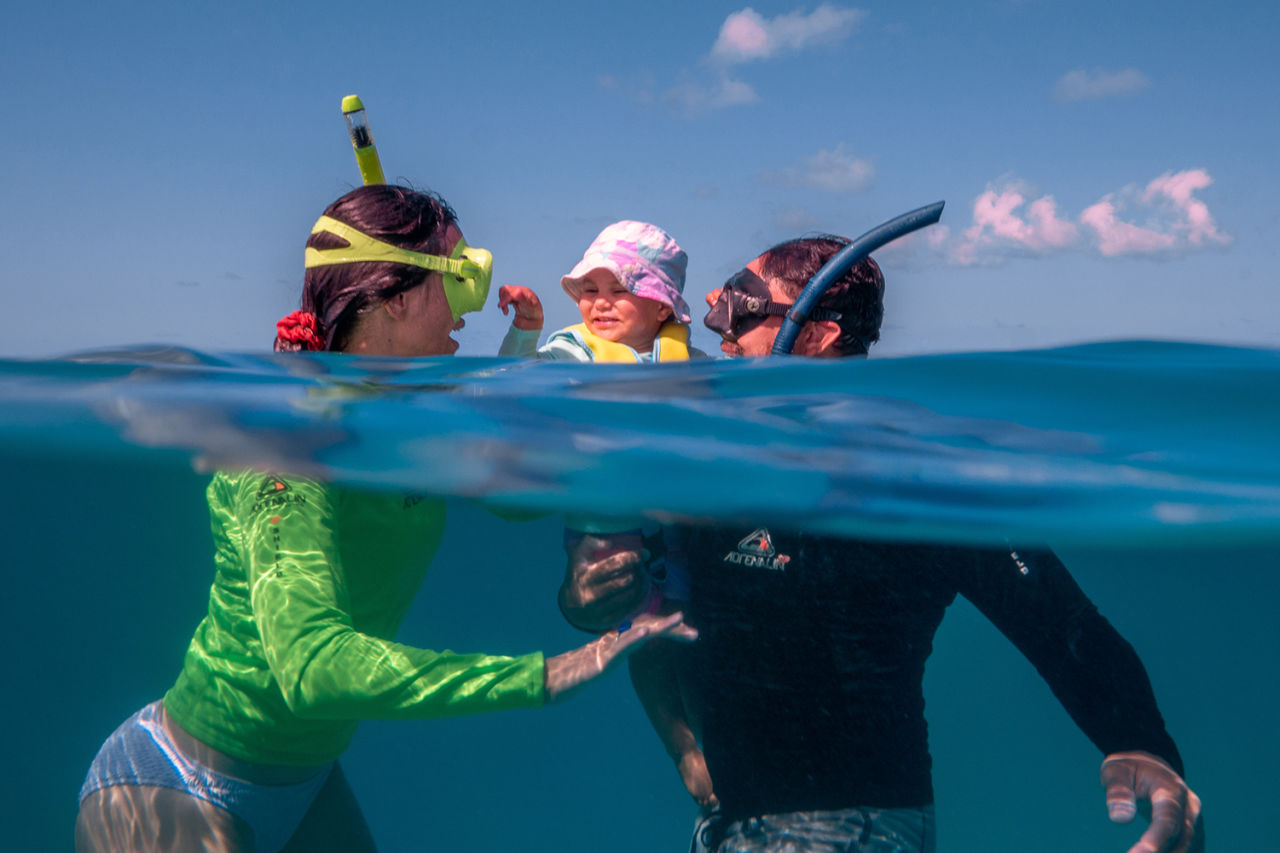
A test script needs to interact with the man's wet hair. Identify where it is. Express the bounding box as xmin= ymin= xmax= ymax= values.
xmin=758 ymin=235 xmax=885 ymax=356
